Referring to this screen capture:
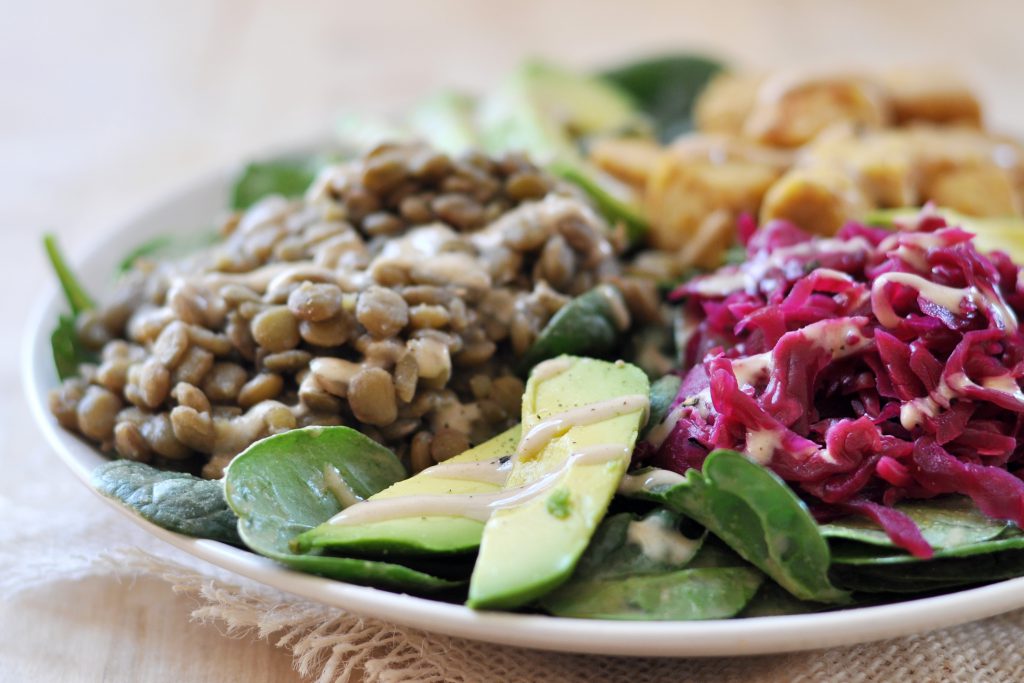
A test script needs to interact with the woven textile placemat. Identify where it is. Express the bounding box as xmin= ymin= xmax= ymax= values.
xmin=4 ymin=442 xmax=1022 ymax=683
